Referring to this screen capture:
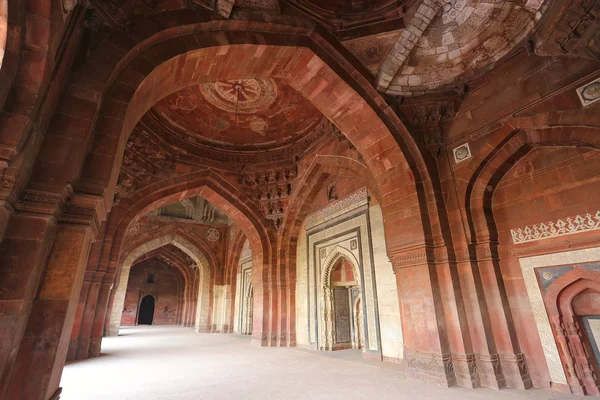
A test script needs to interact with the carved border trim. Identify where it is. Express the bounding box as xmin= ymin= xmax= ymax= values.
xmin=304 ymin=188 xmax=368 ymax=230
xmin=518 ymin=246 xmax=600 ymax=385
xmin=511 ymin=211 xmax=600 ymax=244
